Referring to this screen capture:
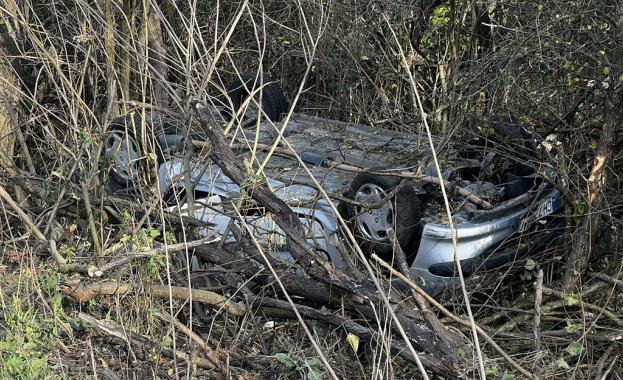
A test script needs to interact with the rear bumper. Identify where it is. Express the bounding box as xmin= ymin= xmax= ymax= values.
xmin=393 ymin=215 xmax=564 ymax=297
xmin=394 ymin=187 xmax=562 ymax=297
